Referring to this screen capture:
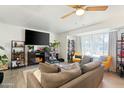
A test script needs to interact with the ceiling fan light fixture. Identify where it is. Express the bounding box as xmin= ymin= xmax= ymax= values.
xmin=76 ymin=9 xmax=85 ymax=16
